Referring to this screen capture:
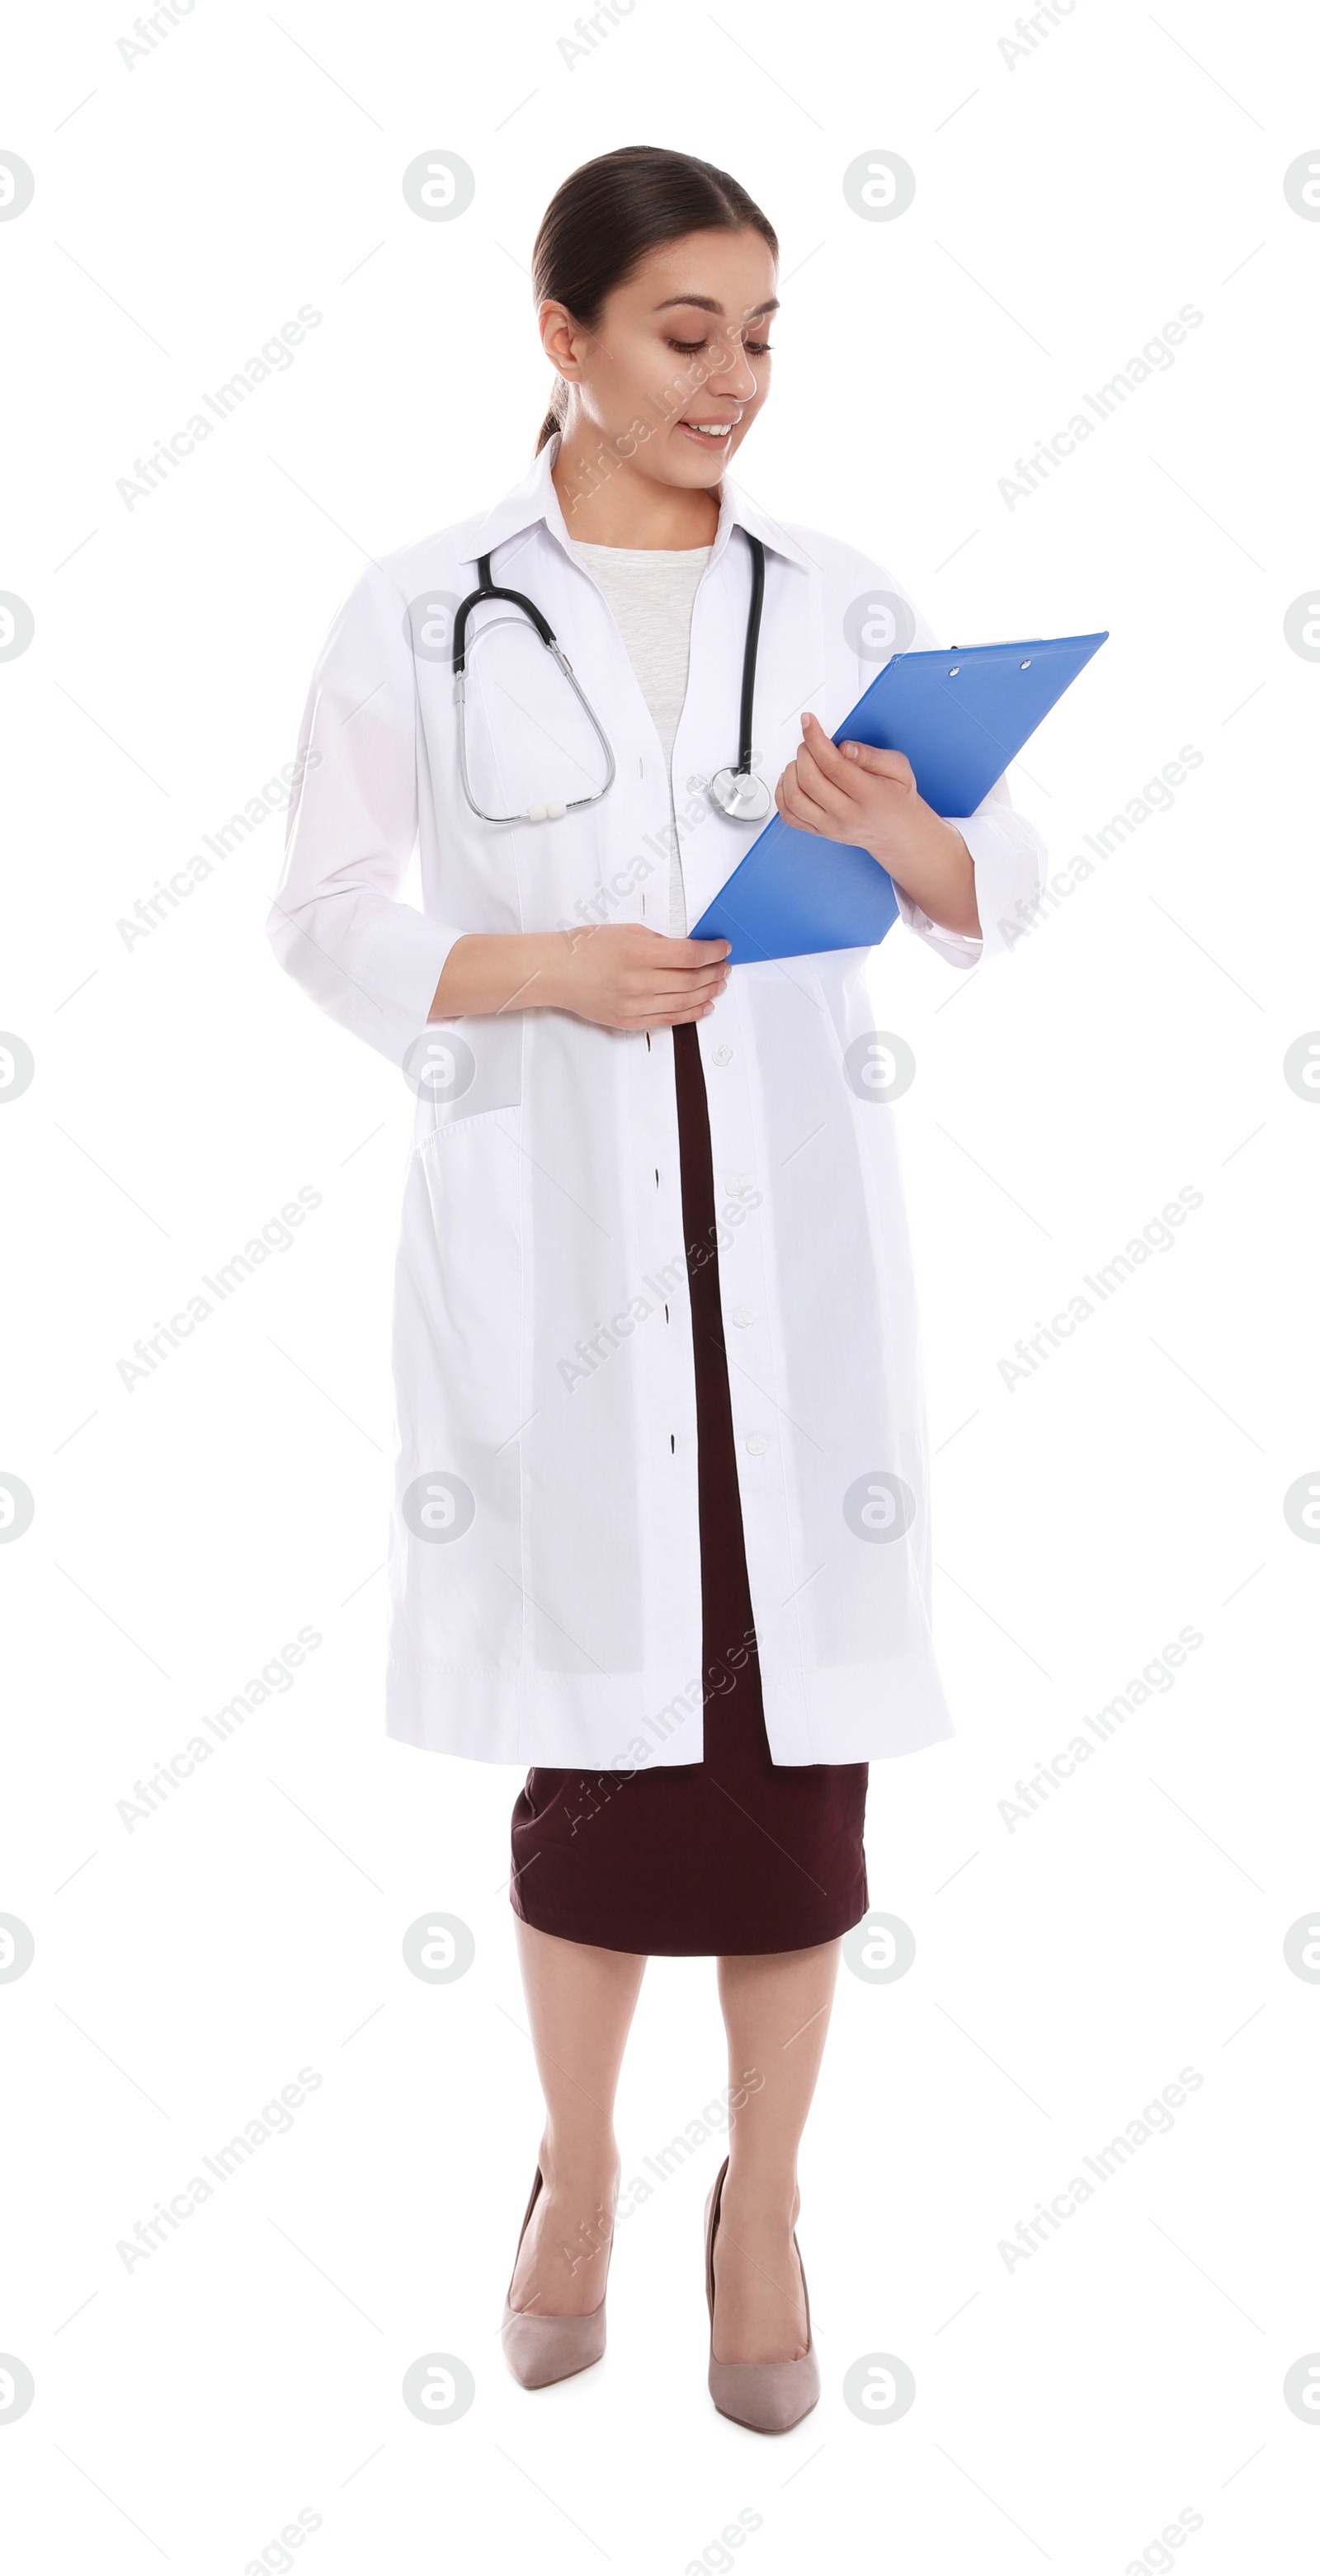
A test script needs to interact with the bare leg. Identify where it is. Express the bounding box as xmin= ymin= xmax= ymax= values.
xmin=507 ymin=1918 xmax=648 ymax=2317
xmin=711 ymin=1938 xmax=842 ymax=2361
